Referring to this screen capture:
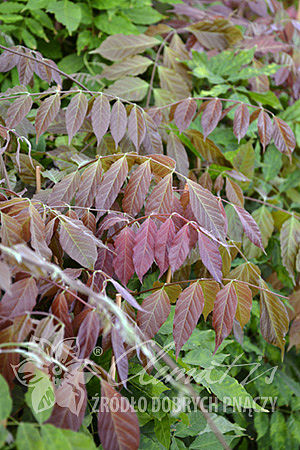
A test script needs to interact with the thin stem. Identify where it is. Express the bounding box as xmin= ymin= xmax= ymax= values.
xmin=244 ymin=196 xmax=300 ymax=220
xmin=35 ymin=166 xmax=41 ymax=193
xmin=145 ymin=30 xmax=175 ymax=108
xmin=0 ymin=44 xmax=91 ymax=93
